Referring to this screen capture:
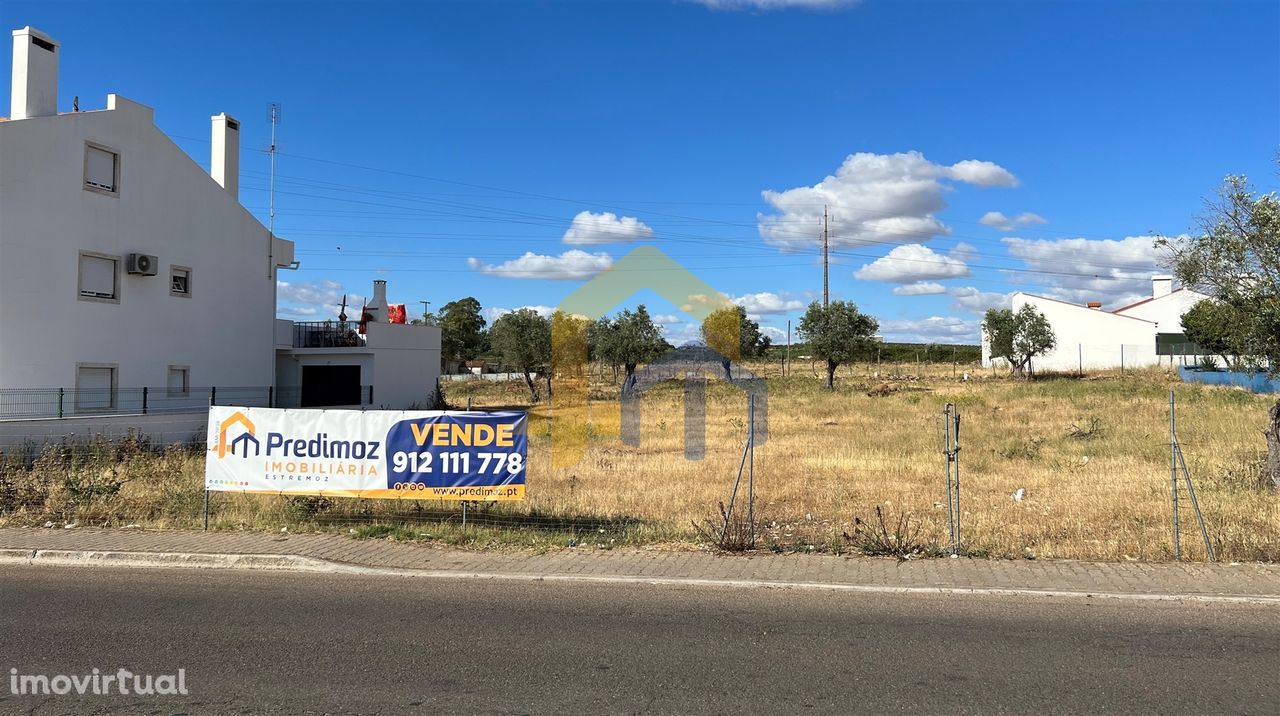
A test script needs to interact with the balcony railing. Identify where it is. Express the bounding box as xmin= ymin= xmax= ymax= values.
xmin=292 ymin=321 xmax=365 ymax=349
